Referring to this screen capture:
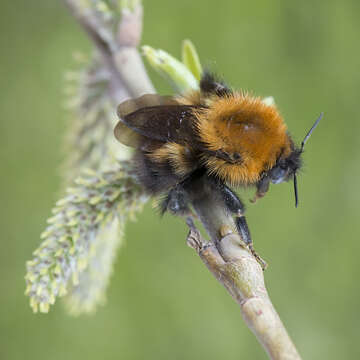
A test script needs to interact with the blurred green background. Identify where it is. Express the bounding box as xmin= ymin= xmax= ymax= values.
xmin=1 ymin=0 xmax=360 ymax=359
